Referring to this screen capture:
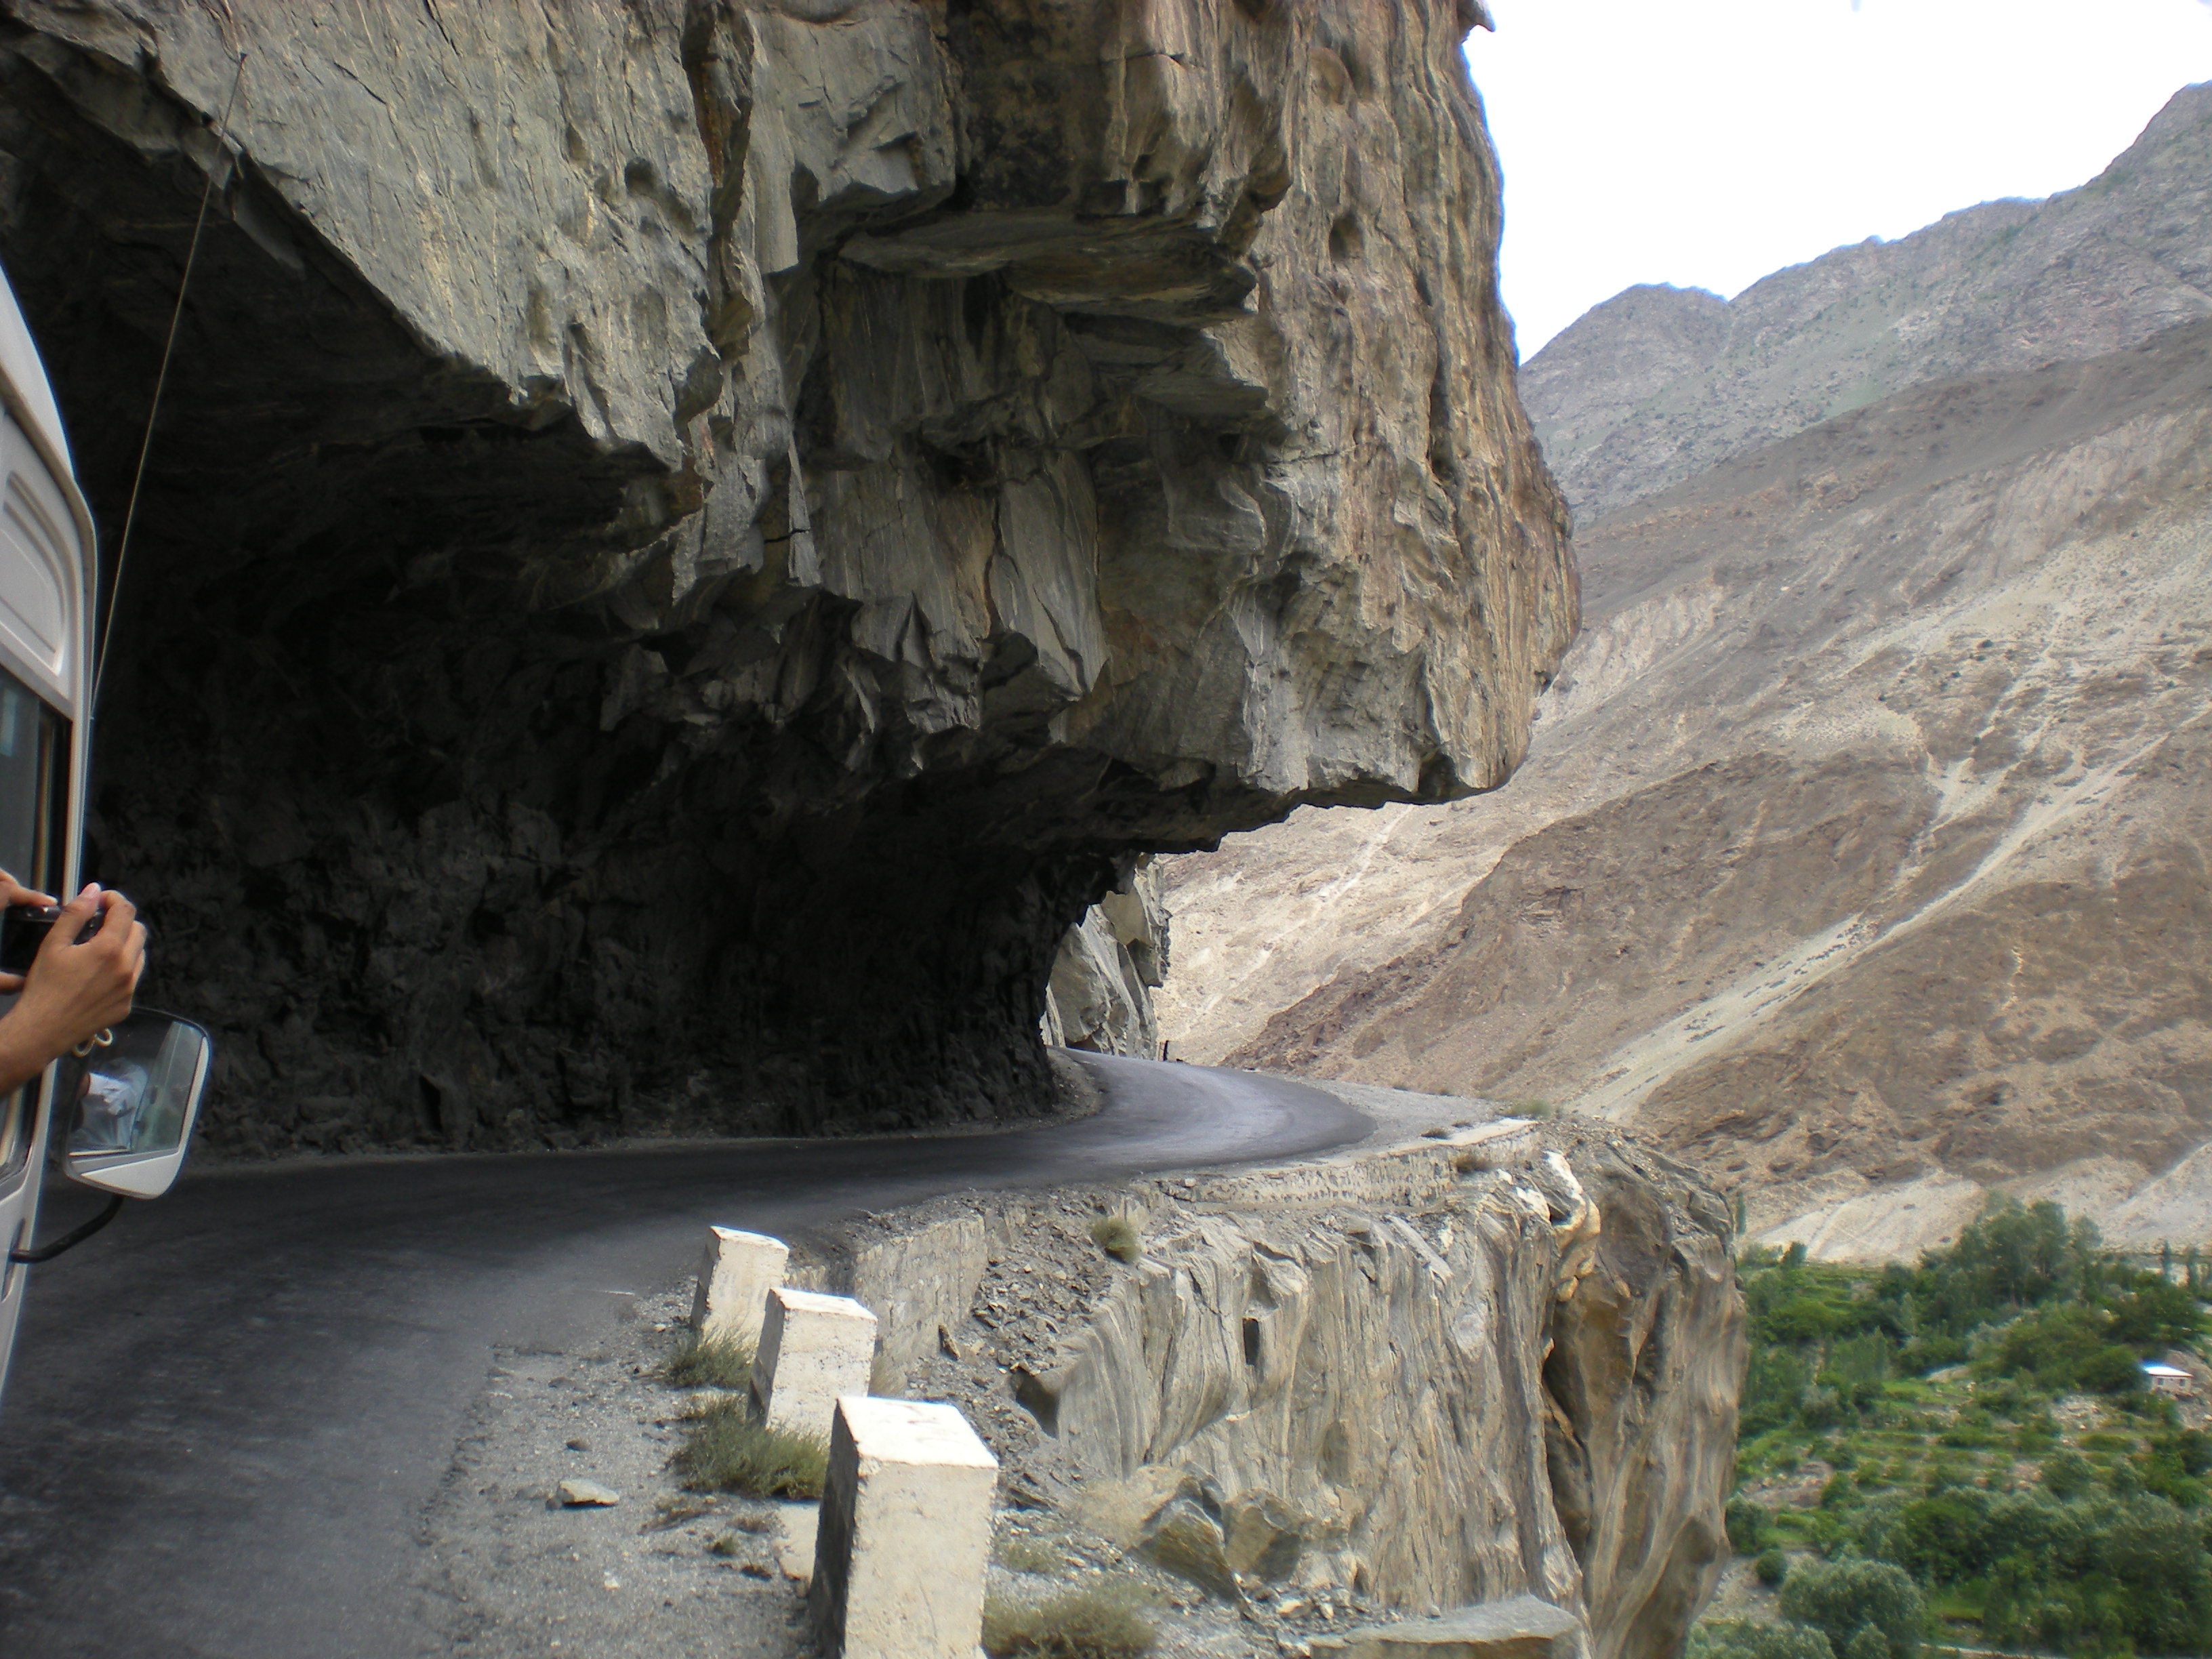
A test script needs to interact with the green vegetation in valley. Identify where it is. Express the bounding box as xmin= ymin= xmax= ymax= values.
xmin=1710 ymin=1197 xmax=2212 ymax=1659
